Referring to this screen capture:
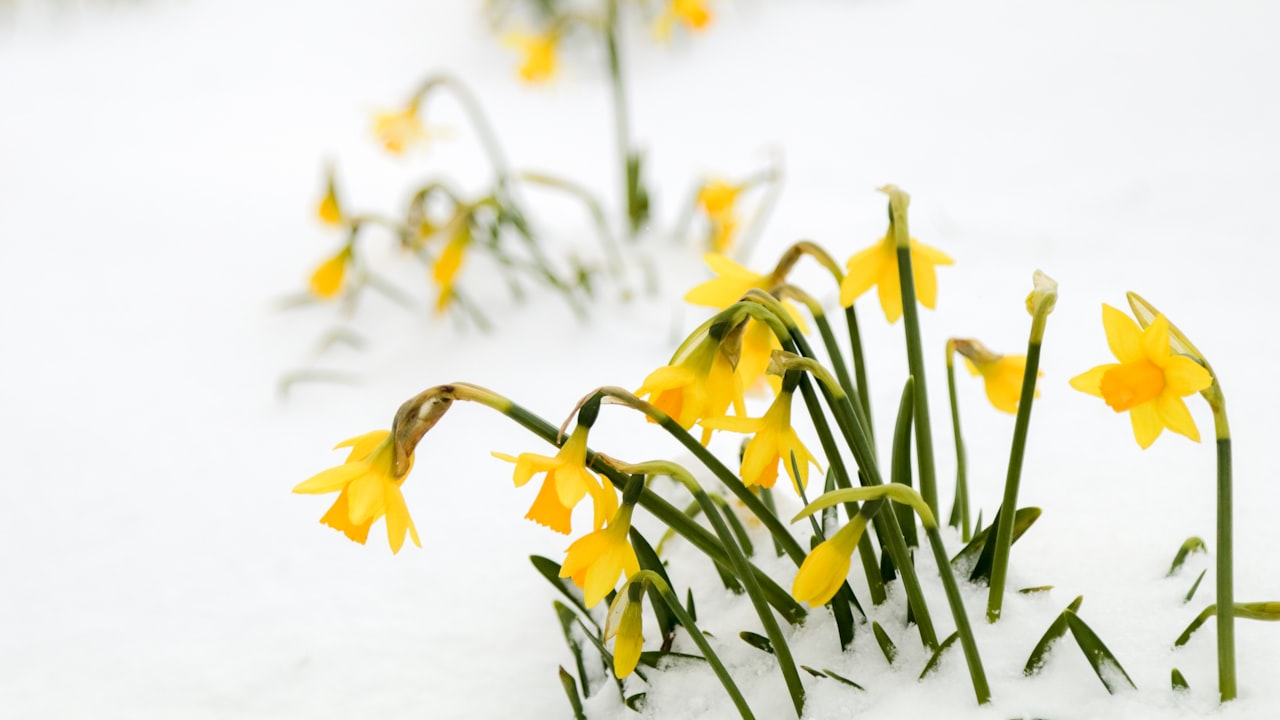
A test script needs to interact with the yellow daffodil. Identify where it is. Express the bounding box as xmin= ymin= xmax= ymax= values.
xmin=695 ymin=181 xmax=741 ymax=252
xmin=293 ymin=430 xmax=421 ymax=554
xmin=308 ymin=247 xmax=350 ymax=300
xmin=702 ymin=390 xmax=819 ymax=493
xmin=655 ymin=0 xmax=713 ymax=40
xmin=605 ymin=584 xmax=646 ymax=678
xmin=317 ymin=172 xmax=343 ymax=226
xmin=839 ymin=233 xmax=953 ymax=323
xmin=493 ymin=426 xmax=618 ymax=535
xmin=1069 ymin=305 xmax=1213 ymax=448
xmin=372 ymin=104 xmax=429 ymax=155
xmin=636 ymin=335 xmax=745 ymax=441
xmin=559 ymin=505 xmax=639 ymax=607
xmin=431 ymin=222 xmax=470 ymax=313
xmin=791 ymin=514 xmax=868 ymax=606
xmin=504 ymin=31 xmax=559 ymax=84
xmin=953 ymin=338 xmax=1041 ymax=414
